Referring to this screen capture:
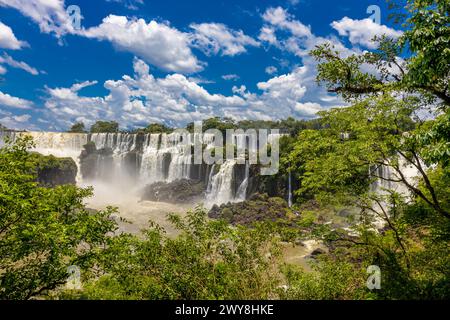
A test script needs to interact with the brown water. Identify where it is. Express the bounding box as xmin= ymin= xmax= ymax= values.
xmin=83 ymin=181 xmax=193 ymax=237
xmin=85 ymin=182 xmax=323 ymax=269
